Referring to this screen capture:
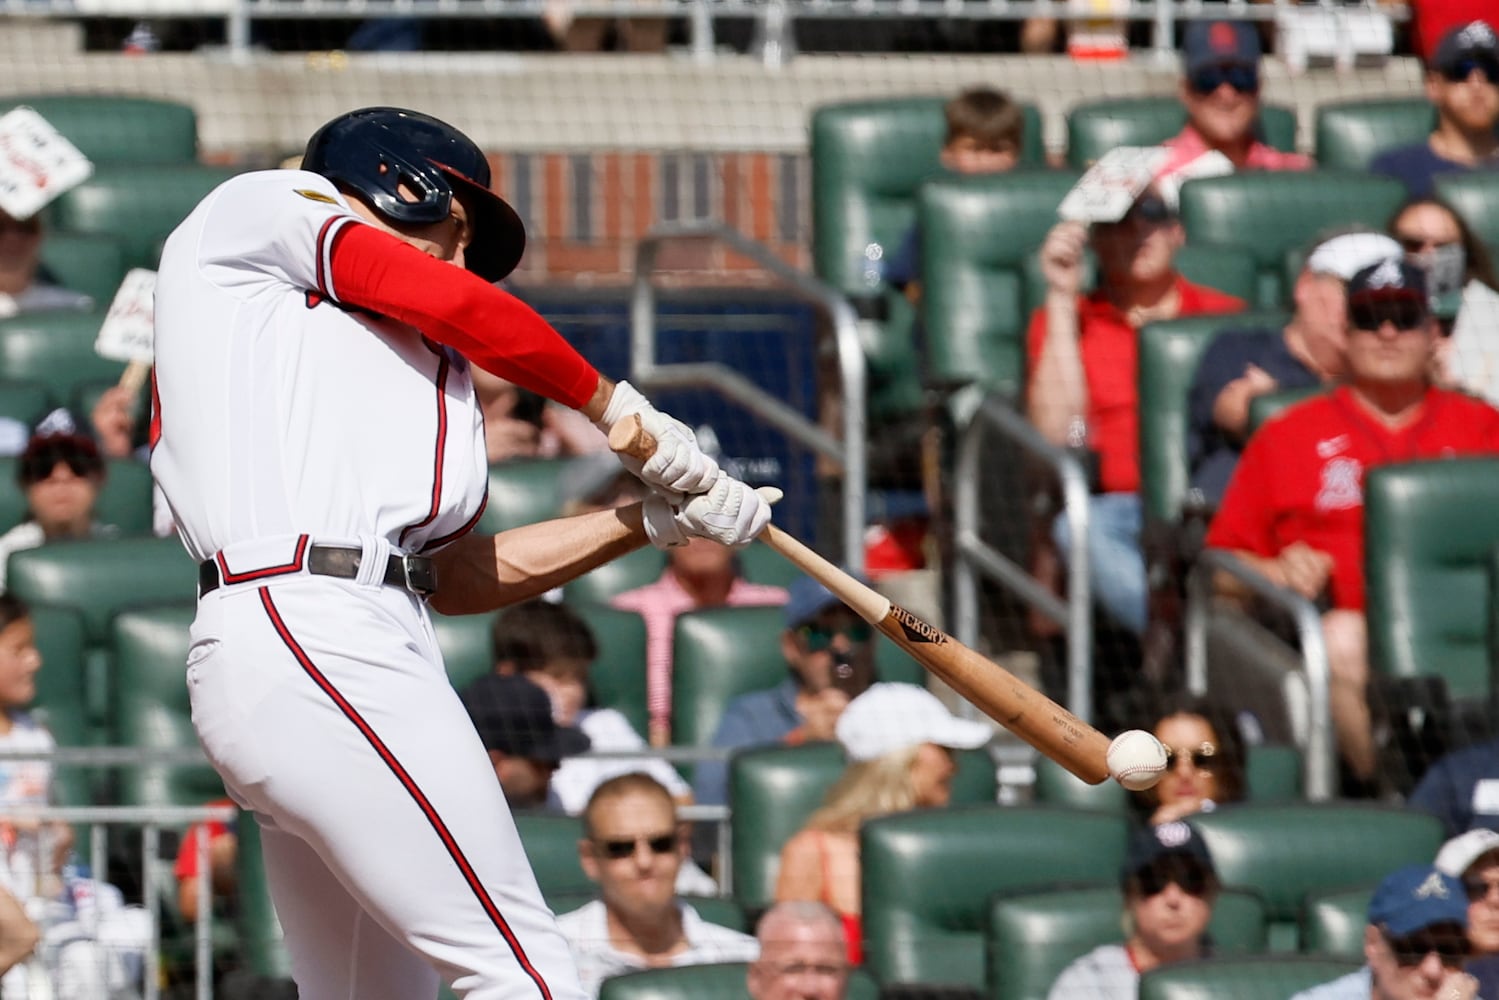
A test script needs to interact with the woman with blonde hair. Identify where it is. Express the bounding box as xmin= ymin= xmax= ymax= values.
xmin=773 ymin=683 xmax=992 ymax=966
